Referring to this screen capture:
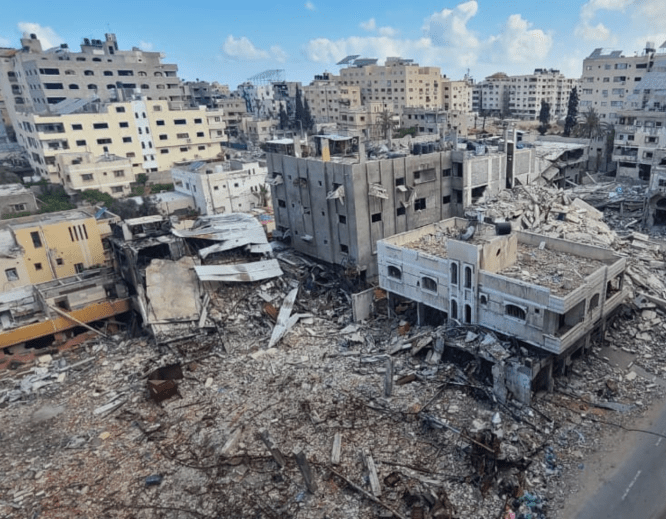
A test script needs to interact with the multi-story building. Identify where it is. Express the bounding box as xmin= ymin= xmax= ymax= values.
xmin=0 ymin=33 xmax=189 ymax=130
xmin=242 ymin=118 xmax=279 ymax=144
xmin=442 ymin=79 xmax=473 ymax=112
xmin=184 ymin=81 xmax=230 ymax=108
xmin=303 ymin=73 xmax=362 ymax=124
xmin=476 ymin=69 xmax=578 ymax=120
xmin=56 ymin=152 xmax=134 ymax=197
xmin=0 ymin=209 xmax=109 ymax=291
xmin=215 ymin=97 xmax=248 ymax=137
xmin=172 ymin=159 xmax=268 ymax=215
xmin=338 ymin=102 xmax=383 ymax=138
xmin=267 ymin=134 xmax=537 ymax=278
xmin=579 ymin=43 xmax=660 ymax=122
xmin=337 ymin=57 xmax=443 ymax=114
xmin=377 ymin=217 xmax=627 ymax=360
xmin=0 ymin=183 xmax=38 ymax=217
xmin=13 ymin=96 xmax=227 ymax=181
